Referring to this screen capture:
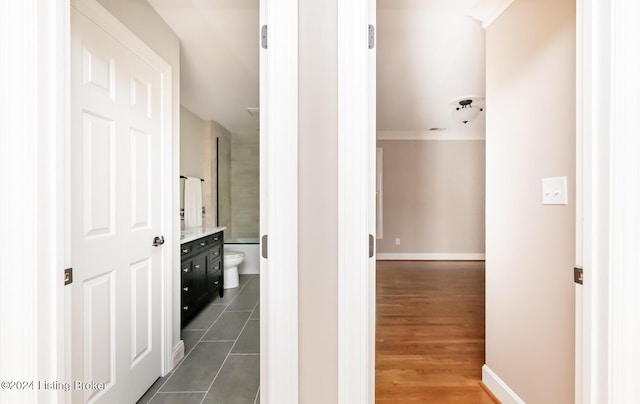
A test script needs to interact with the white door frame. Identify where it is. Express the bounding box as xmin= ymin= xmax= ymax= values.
xmin=577 ymin=0 xmax=612 ymax=402
xmin=259 ymin=0 xmax=299 ymax=403
xmin=337 ymin=0 xmax=376 ymax=403
xmin=0 ymin=1 xmax=67 ymax=403
xmin=337 ymin=0 xmax=640 ymax=403
xmin=0 ymin=0 xmax=298 ymax=404
xmin=577 ymin=0 xmax=640 ymax=402
xmin=4 ymin=1 xmax=299 ymax=404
